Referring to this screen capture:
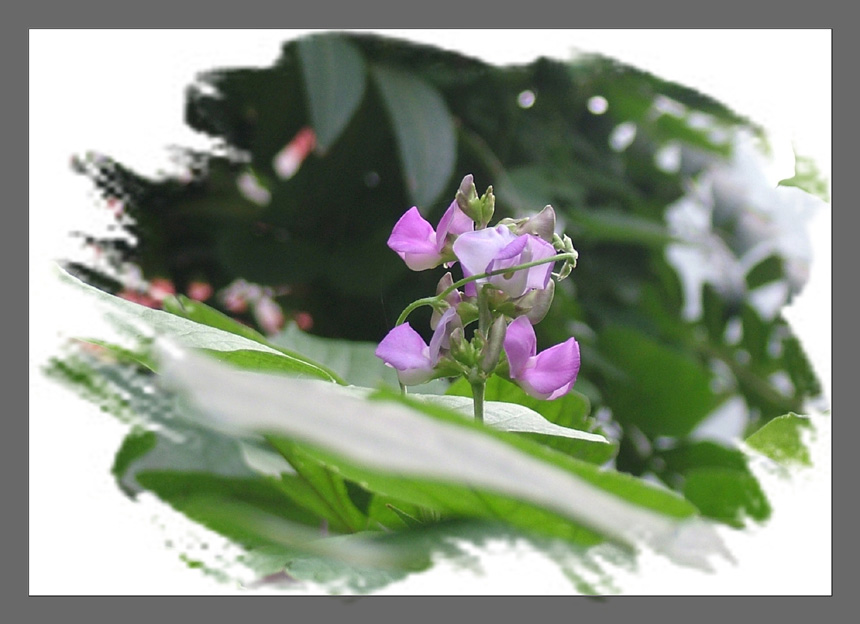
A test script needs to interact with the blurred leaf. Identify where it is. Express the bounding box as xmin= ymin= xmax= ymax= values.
xmin=411 ymin=393 xmax=614 ymax=458
xmin=778 ymin=153 xmax=830 ymax=203
xmin=598 ymin=325 xmax=723 ymax=437
xmin=745 ymin=413 xmax=815 ymax=466
xmin=681 ymin=468 xmax=771 ymax=528
xmin=267 ymin=437 xmax=369 ymax=533
xmin=371 ymin=64 xmax=456 ymax=206
xmin=159 ymin=347 xmax=726 ymax=568
xmin=162 ymin=294 xmax=270 ymax=346
xmin=568 ymin=209 xmax=675 ymax=247
xmin=297 ymin=34 xmax=367 ymax=153
xmin=445 ymin=376 xmax=616 ymax=465
xmin=162 ymin=295 xmax=346 ymax=384
xmin=111 ymin=429 xmax=158 ymax=496
xmin=745 ymin=255 xmax=784 ymax=290
xmin=59 ymin=268 xmax=341 ymax=384
xmin=655 ymin=440 xmax=772 ymax=527
xmin=136 ymin=471 xmax=324 ymax=544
